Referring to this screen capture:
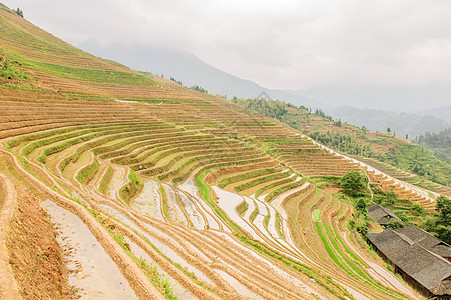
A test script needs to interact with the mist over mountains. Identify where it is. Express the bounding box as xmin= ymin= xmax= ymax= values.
xmin=79 ymin=41 xmax=450 ymax=138
xmin=325 ymin=107 xmax=449 ymax=139
xmin=78 ymin=41 xmax=319 ymax=107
